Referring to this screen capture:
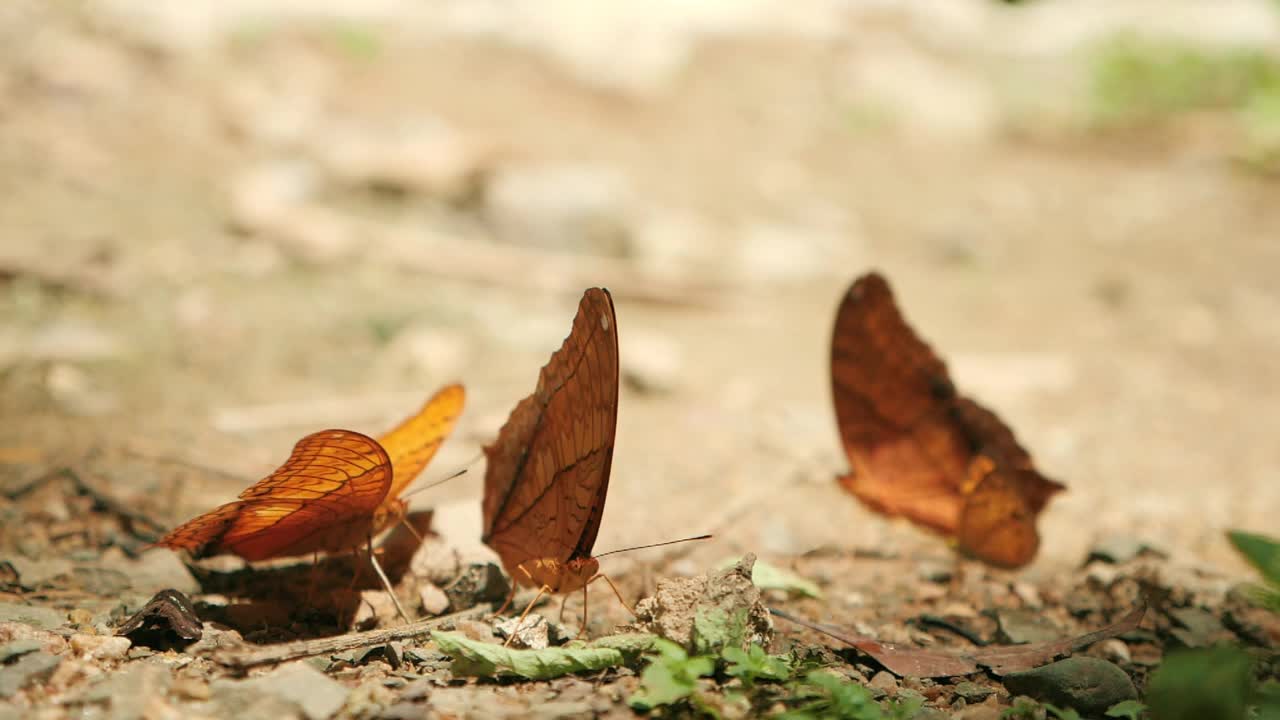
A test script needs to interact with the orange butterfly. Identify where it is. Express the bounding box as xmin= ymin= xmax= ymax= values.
xmin=830 ymin=273 xmax=1063 ymax=568
xmin=155 ymin=384 xmax=465 ymax=616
